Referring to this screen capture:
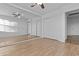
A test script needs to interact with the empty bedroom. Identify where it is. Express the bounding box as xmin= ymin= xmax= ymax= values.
xmin=0 ymin=3 xmax=79 ymax=56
